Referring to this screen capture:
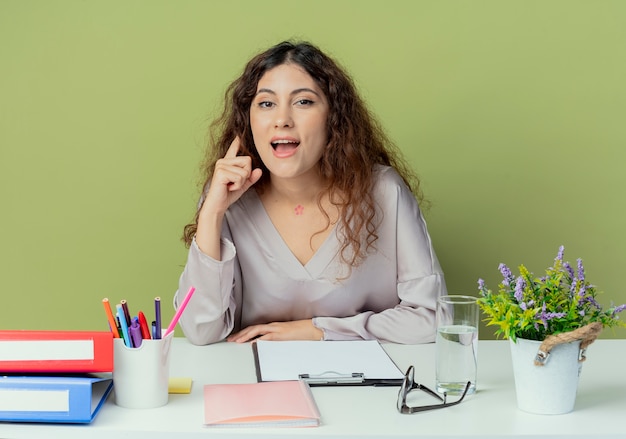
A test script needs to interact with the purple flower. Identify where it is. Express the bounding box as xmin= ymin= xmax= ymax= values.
xmin=612 ymin=304 xmax=626 ymax=317
xmin=514 ymin=277 xmax=525 ymax=302
xmin=545 ymin=312 xmax=567 ymax=320
xmin=577 ymin=259 xmax=585 ymax=283
xmin=520 ymin=299 xmax=535 ymax=312
xmin=481 ymin=246 xmax=623 ymax=340
xmin=589 ymin=296 xmax=601 ymax=309
xmin=499 ymin=263 xmax=514 ymax=287
xmin=579 ymin=294 xmax=601 ymax=310
xmin=555 ymin=245 xmax=565 ymax=262
xmin=539 ymin=302 xmax=567 ymax=328
xmin=570 ymin=278 xmax=578 ymax=295
xmin=563 ymin=262 xmax=575 ymax=280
